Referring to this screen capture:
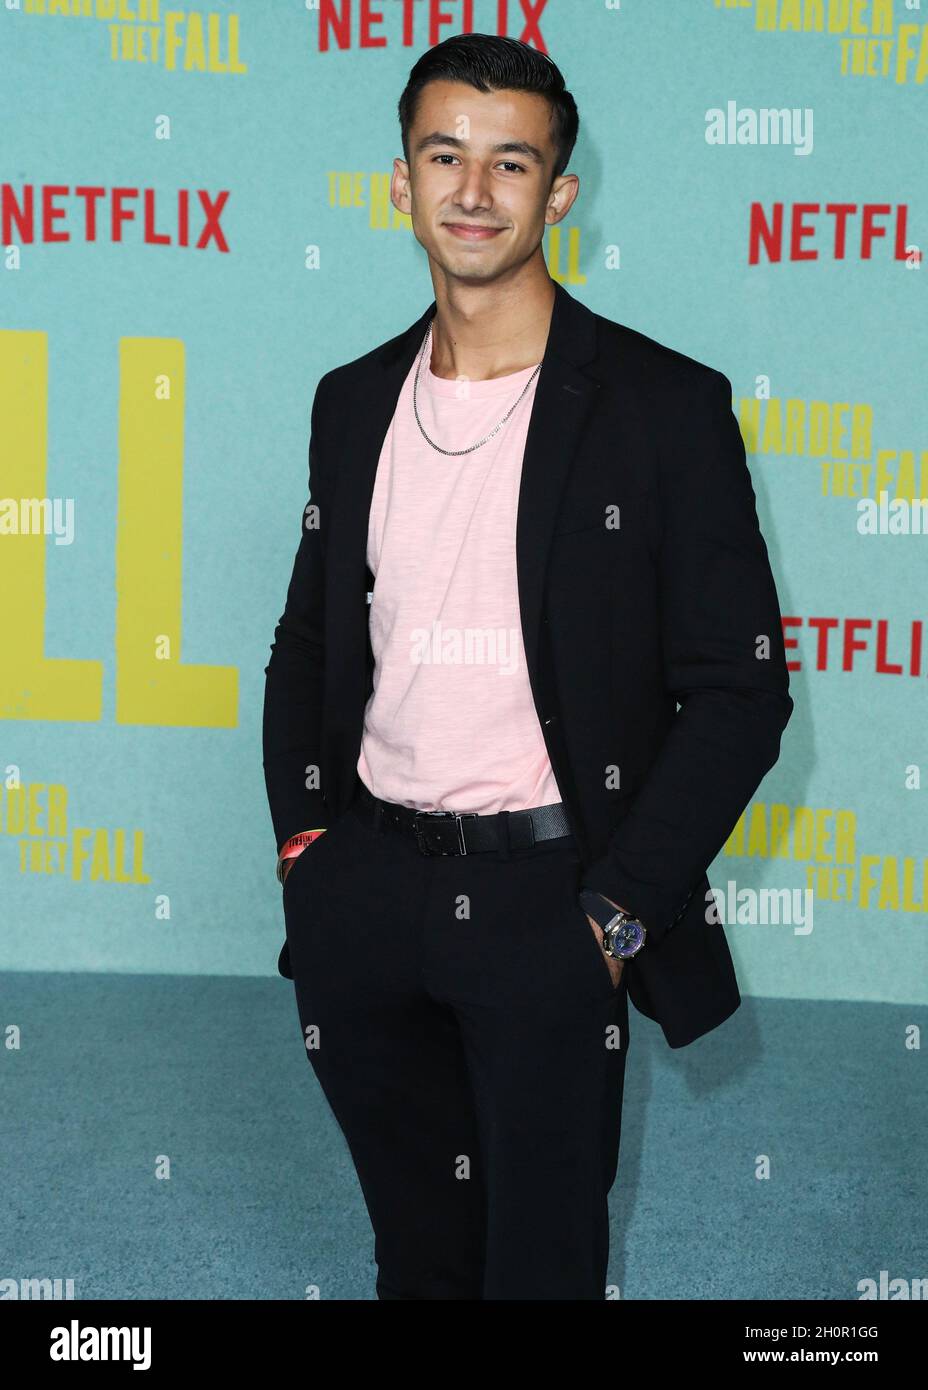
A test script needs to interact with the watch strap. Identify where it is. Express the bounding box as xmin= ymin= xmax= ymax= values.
xmin=579 ymin=888 xmax=626 ymax=932
xmin=579 ymin=889 xmax=647 ymax=958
